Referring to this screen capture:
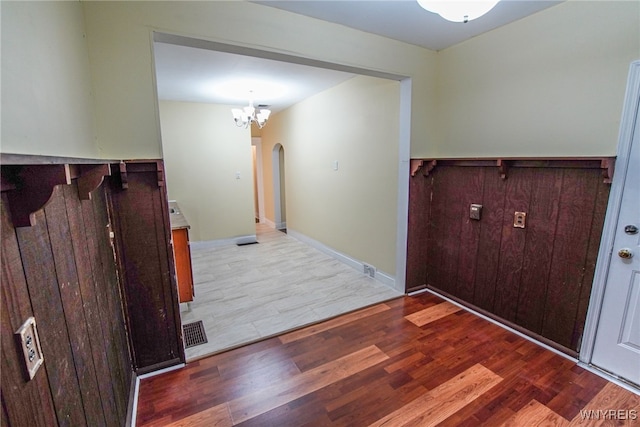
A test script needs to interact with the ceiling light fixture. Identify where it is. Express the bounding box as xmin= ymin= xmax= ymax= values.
xmin=231 ymin=91 xmax=271 ymax=129
xmin=417 ymin=0 xmax=500 ymax=23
